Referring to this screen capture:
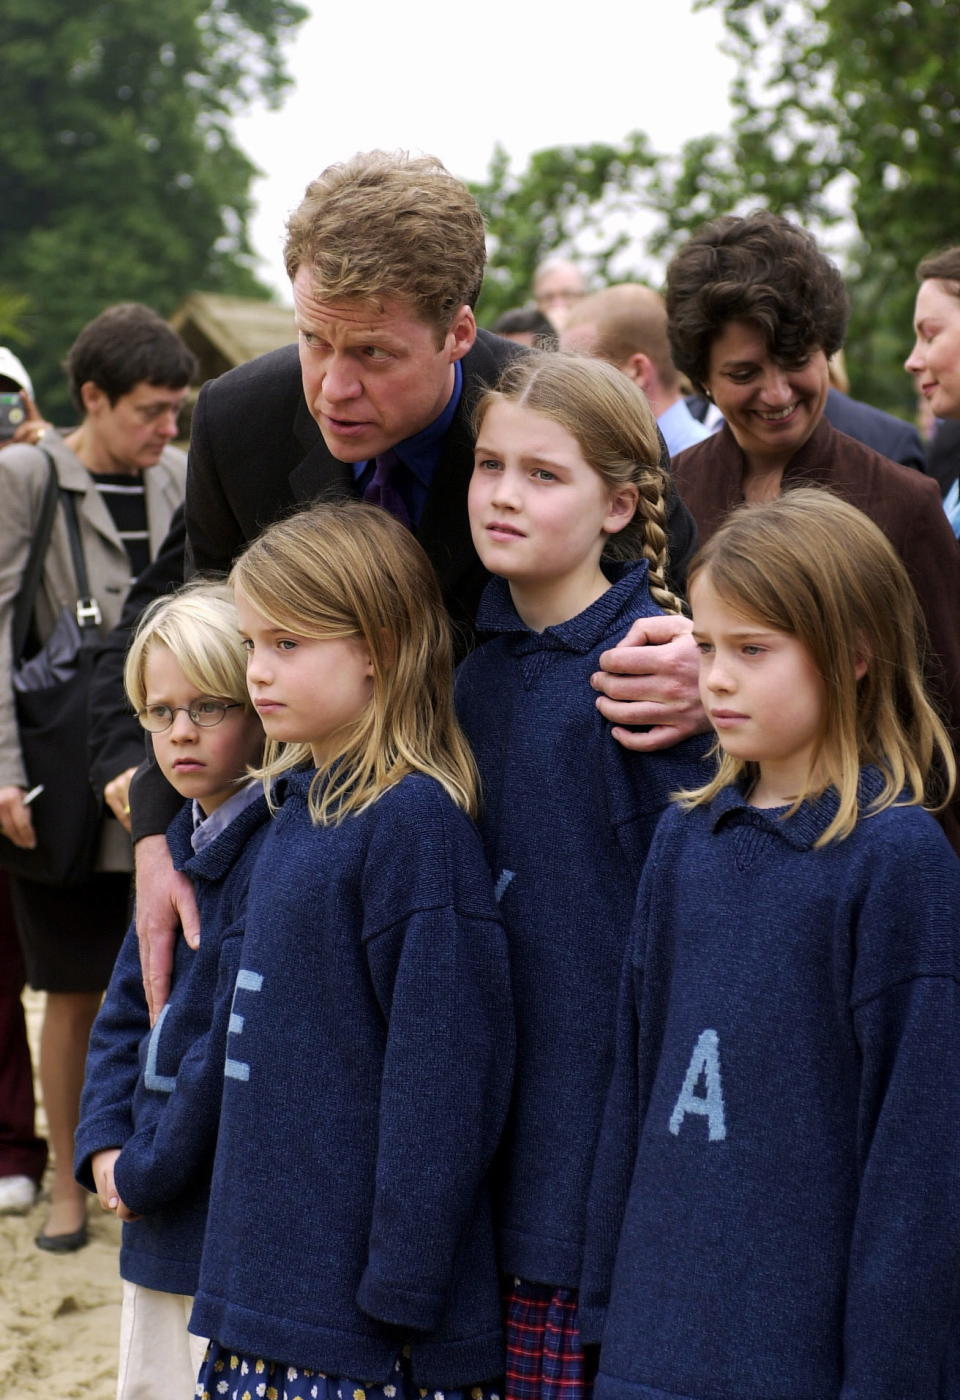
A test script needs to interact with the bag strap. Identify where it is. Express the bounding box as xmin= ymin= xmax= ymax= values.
xmin=10 ymin=448 xmax=103 ymax=662
xmin=11 ymin=450 xmax=60 ymax=664
xmin=59 ymin=484 xmax=102 ymax=630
